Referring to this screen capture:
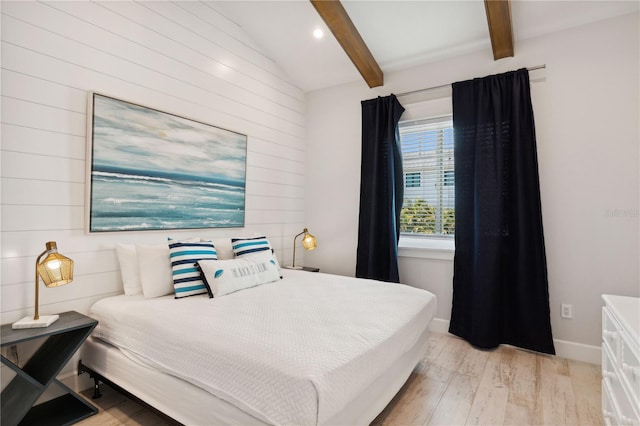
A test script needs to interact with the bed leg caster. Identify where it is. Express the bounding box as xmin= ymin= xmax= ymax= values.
xmin=78 ymin=360 xmax=103 ymax=399
xmin=92 ymin=377 xmax=102 ymax=400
